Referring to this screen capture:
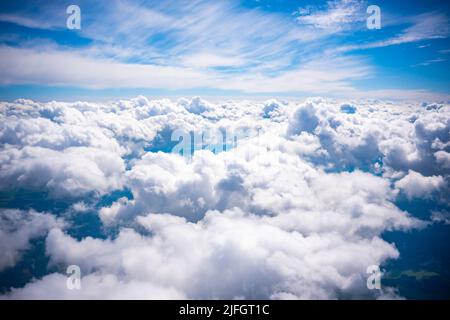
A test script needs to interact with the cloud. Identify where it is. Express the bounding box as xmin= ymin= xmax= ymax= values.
xmin=0 ymin=0 xmax=311 ymax=74
xmin=287 ymin=102 xmax=320 ymax=135
xmin=411 ymin=58 xmax=447 ymax=68
xmin=4 ymin=209 xmax=410 ymax=299
xmin=0 ymin=96 xmax=448 ymax=299
xmin=0 ymin=0 xmax=449 ymax=99
xmin=0 ymin=46 xmax=214 ymax=90
xmin=180 ymin=53 xmax=246 ymax=68
xmin=395 ymin=170 xmax=445 ymax=199
xmin=435 ymin=151 xmax=450 ymax=169
xmin=0 ymin=13 xmax=56 ymax=30
xmin=431 ymin=211 xmax=450 ymax=225
xmin=5 ymin=272 xmax=185 ymax=300
xmin=338 ymin=11 xmax=450 ymax=52
xmin=295 ymin=0 xmax=365 ymax=32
